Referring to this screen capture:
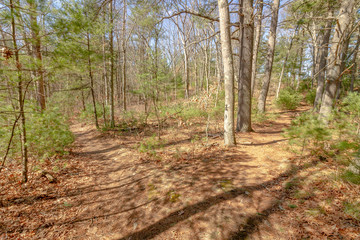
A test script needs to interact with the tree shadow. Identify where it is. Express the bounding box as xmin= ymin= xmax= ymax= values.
xmin=117 ymin=160 xmax=318 ymax=240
